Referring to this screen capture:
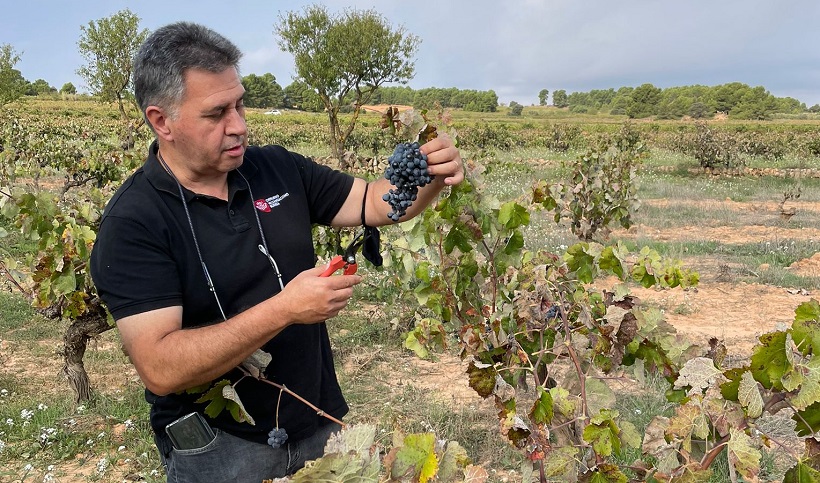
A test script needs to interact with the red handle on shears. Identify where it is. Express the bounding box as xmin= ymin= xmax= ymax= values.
xmin=319 ymin=255 xmax=358 ymax=277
